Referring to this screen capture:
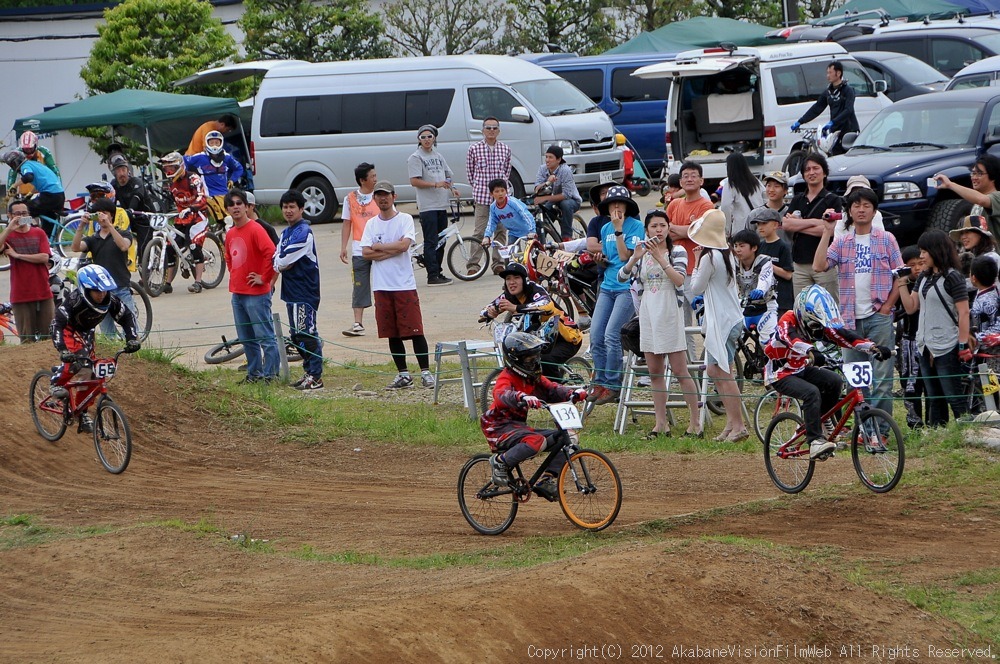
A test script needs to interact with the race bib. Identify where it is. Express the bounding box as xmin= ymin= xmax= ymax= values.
xmin=843 ymin=361 xmax=872 ymax=388
xmin=548 ymin=402 xmax=583 ymax=430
